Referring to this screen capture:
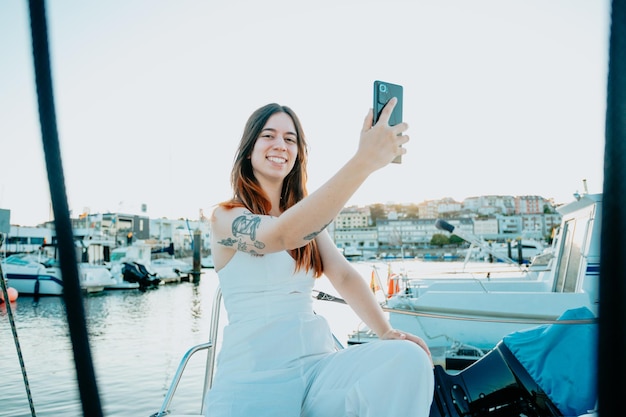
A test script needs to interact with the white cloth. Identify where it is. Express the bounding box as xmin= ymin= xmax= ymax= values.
xmin=204 ymin=251 xmax=434 ymax=416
